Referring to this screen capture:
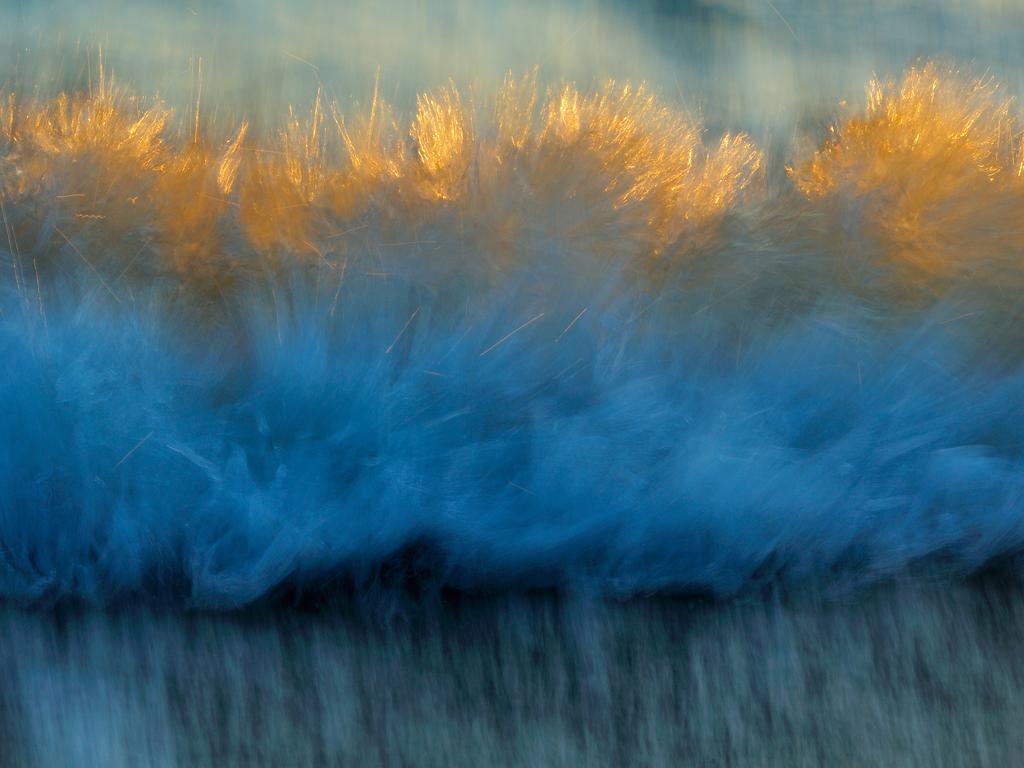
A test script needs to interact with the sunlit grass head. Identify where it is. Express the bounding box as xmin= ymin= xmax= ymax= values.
xmin=489 ymin=78 xmax=763 ymax=265
xmin=0 ymin=69 xmax=247 ymax=292
xmin=791 ymin=63 xmax=1023 ymax=290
